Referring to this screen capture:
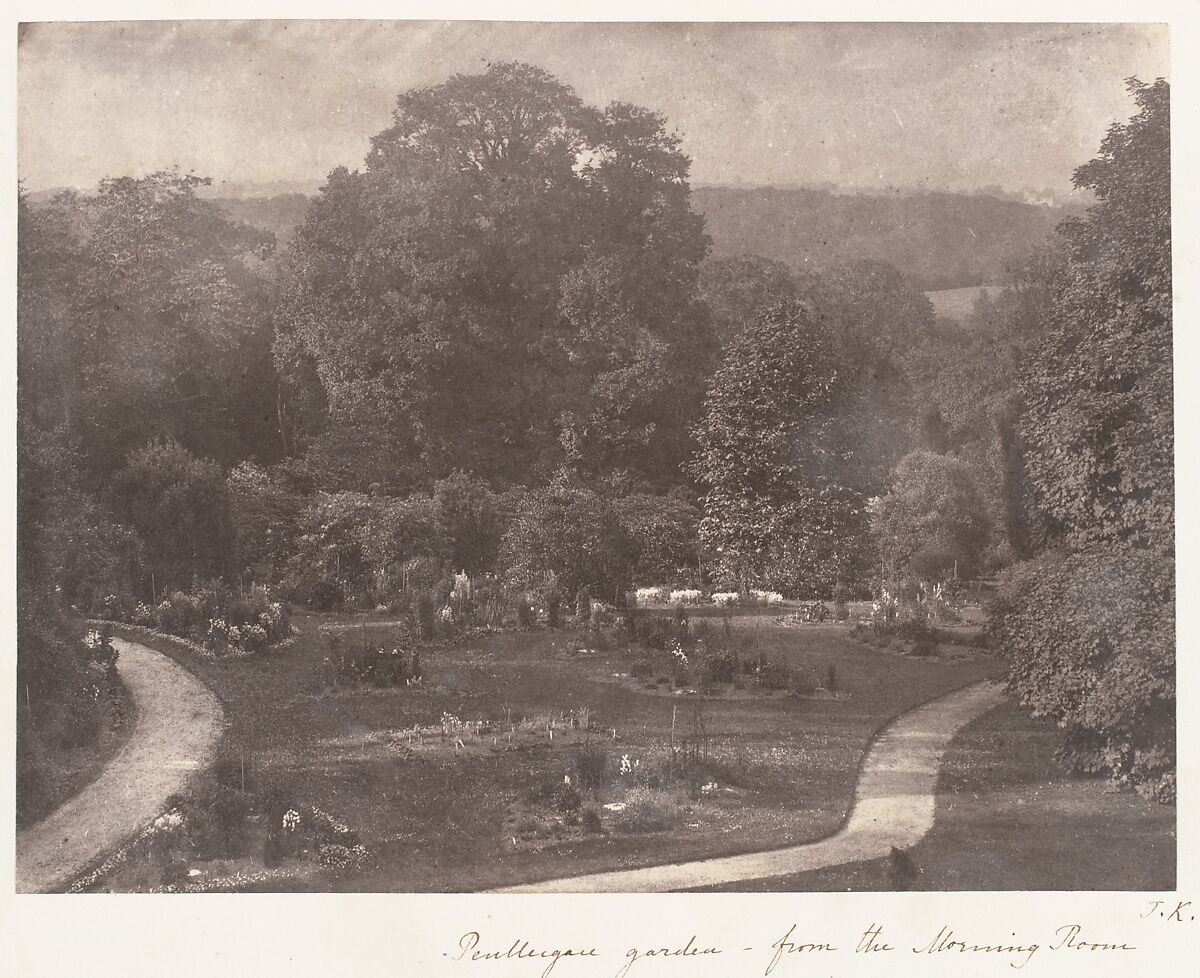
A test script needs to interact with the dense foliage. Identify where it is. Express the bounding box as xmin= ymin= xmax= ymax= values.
xmin=870 ymin=450 xmax=991 ymax=580
xmin=991 ymin=79 xmax=1174 ymax=800
xmin=16 ymin=64 xmax=1174 ymax=814
xmin=499 ymin=473 xmax=630 ymax=601
xmin=274 ymin=62 xmax=714 ymax=489
xmin=18 ymin=172 xmax=277 ymax=477
xmin=689 ymin=297 xmax=869 ymax=596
